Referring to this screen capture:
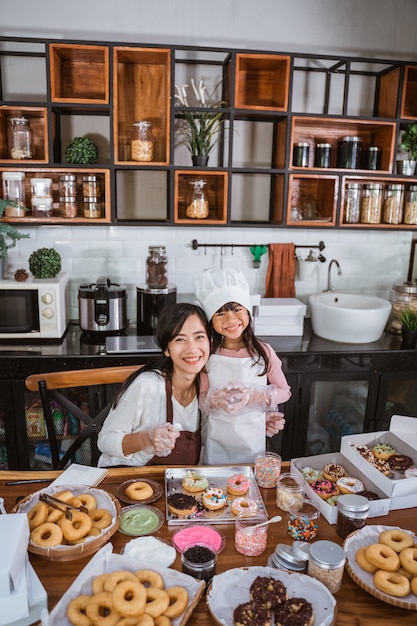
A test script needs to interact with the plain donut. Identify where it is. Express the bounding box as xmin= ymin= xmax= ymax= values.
xmin=365 ymin=543 xmax=400 ymax=572
xmin=59 ymin=510 xmax=92 ymax=542
xmin=66 ymin=594 xmax=92 ymax=626
xmin=85 ymin=591 xmax=119 ymax=626
xmin=399 ymin=547 xmax=417 ymax=576
xmin=28 ymin=501 xmax=48 ymax=529
xmin=163 ymin=586 xmax=188 ymax=619
xmin=112 ymin=580 xmax=147 ymax=617
xmin=125 ymin=481 xmax=154 ymax=501
xmin=30 ymin=522 xmax=63 ymax=548
xmin=379 ymin=529 xmax=414 ymax=553
xmin=135 ymin=569 xmax=164 ymax=589
xmin=144 ymin=587 xmax=170 ymax=618
xmin=373 ymin=570 xmax=410 ymax=597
